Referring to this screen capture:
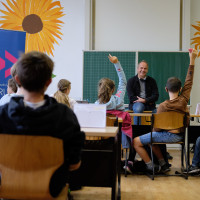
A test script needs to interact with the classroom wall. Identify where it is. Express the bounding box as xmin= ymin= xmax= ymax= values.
xmin=190 ymin=0 xmax=200 ymax=114
xmin=0 ymin=0 xmax=87 ymax=100
xmin=0 ymin=0 xmax=200 ymax=108
xmin=95 ymin=0 xmax=180 ymax=51
xmin=46 ymin=0 xmax=86 ymax=100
